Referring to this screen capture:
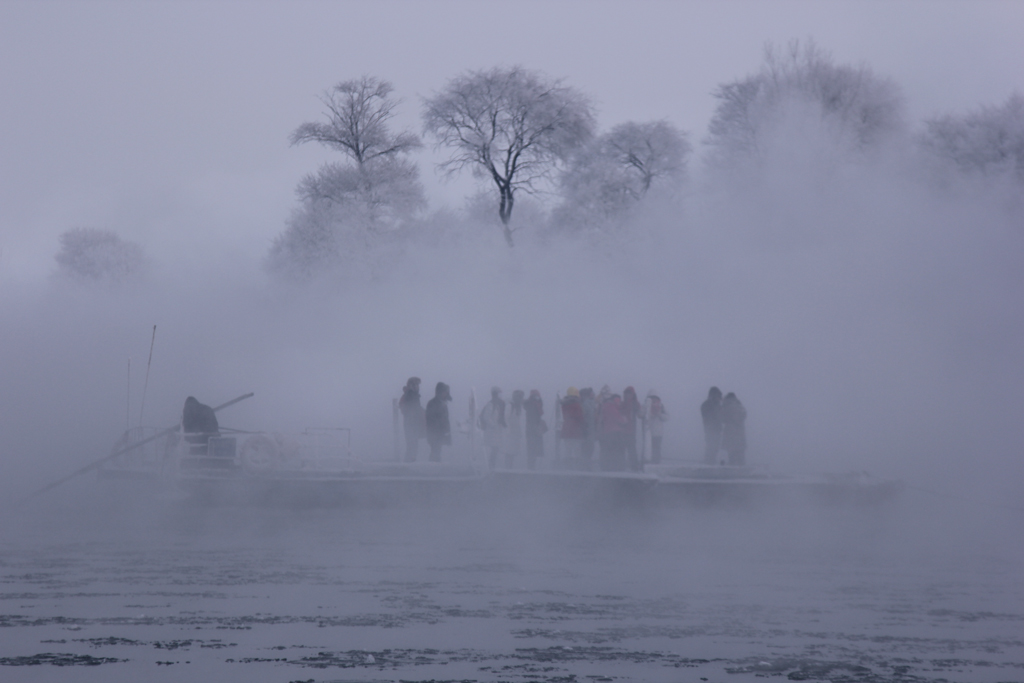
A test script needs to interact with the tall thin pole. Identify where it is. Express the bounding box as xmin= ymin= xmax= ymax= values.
xmin=392 ymin=397 xmax=400 ymax=461
xmin=469 ymin=388 xmax=476 ymax=465
xmin=137 ymin=325 xmax=156 ymax=429
xmin=126 ymin=357 xmax=131 ymax=432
